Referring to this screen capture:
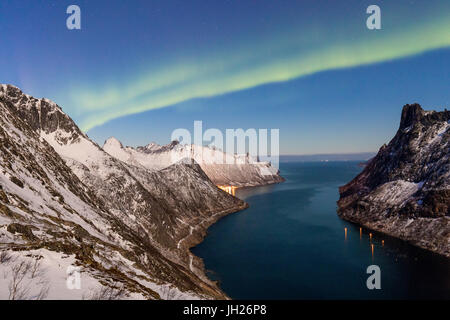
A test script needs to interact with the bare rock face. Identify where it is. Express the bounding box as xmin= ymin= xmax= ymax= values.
xmin=0 ymin=84 xmax=248 ymax=299
xmin=338 ymin=104 xmax=450 ymax=257
xmin=0 ymin=85 xmax=82 ymax=141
